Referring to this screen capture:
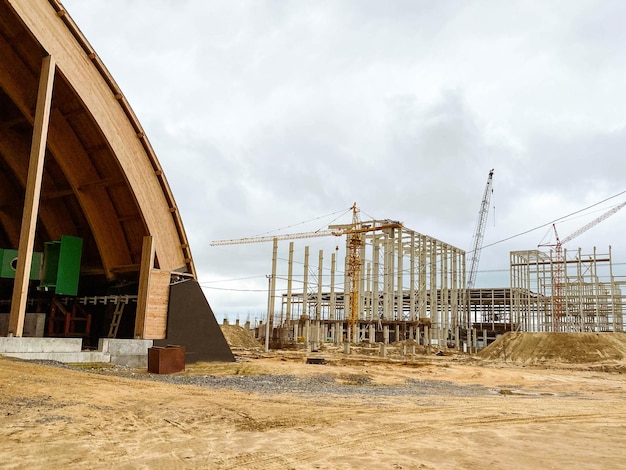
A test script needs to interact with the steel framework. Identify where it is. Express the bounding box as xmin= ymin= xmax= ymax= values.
xmin=510 ymin=247 xmax=626 ymax=332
